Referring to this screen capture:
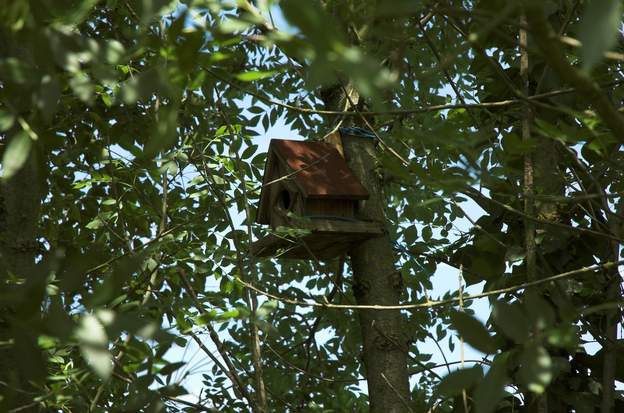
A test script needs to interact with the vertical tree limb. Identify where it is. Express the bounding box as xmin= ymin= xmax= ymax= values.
xmin=0 ymin=147 xmax=43 ymax=408
xmin=520 ymin=13 xmax=548 ymax=413
xmin=339 ymin=126 xmax=411 ymax=413
xmin=520 ymin=13 xmax=536 ymax=286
